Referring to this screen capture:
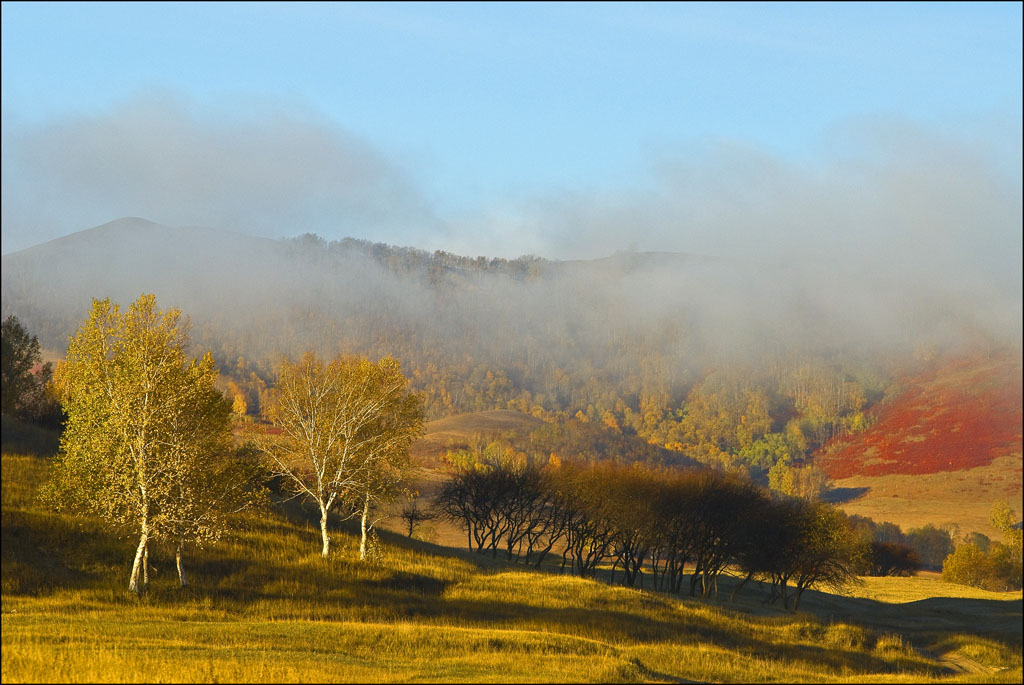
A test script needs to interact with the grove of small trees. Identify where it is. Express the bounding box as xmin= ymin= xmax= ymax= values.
xmin=38 ymin=295 xmax=427 ymax=595
xmin=942 ymin=501 xmax=1023 ymax=592
xmin=435 ymin=450 xmax=868 ymax=610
